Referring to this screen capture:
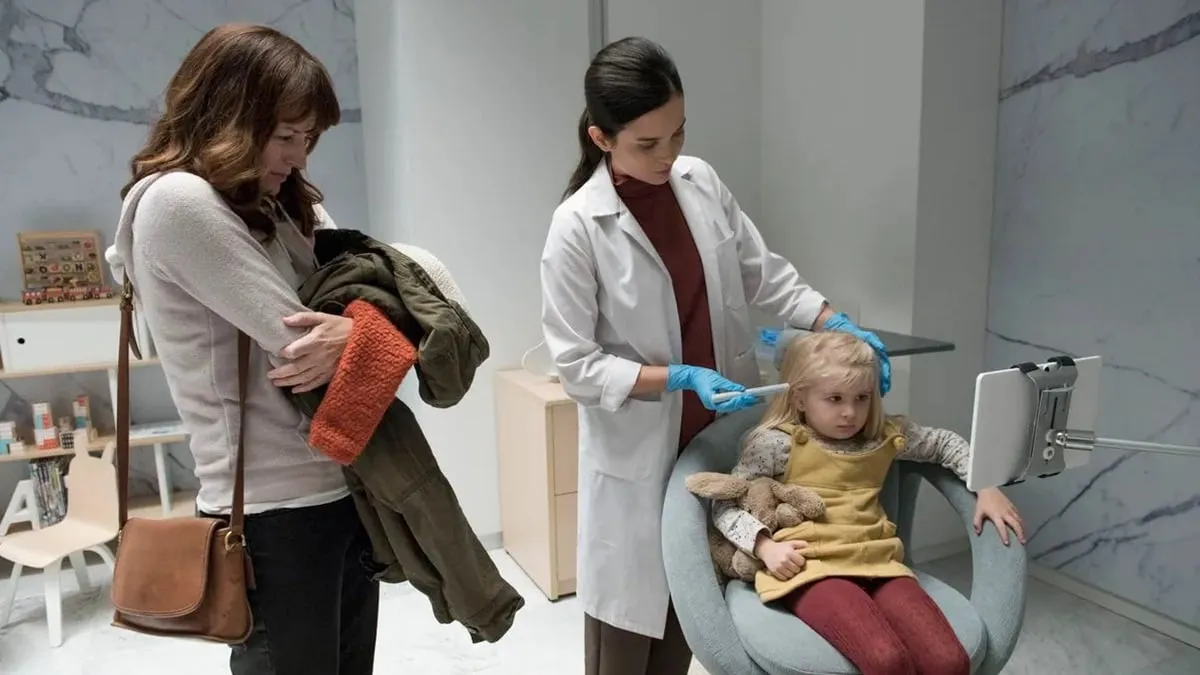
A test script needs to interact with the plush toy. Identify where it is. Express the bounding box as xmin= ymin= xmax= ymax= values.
xmin=685 ymin=472 xmax=826 ymax=583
